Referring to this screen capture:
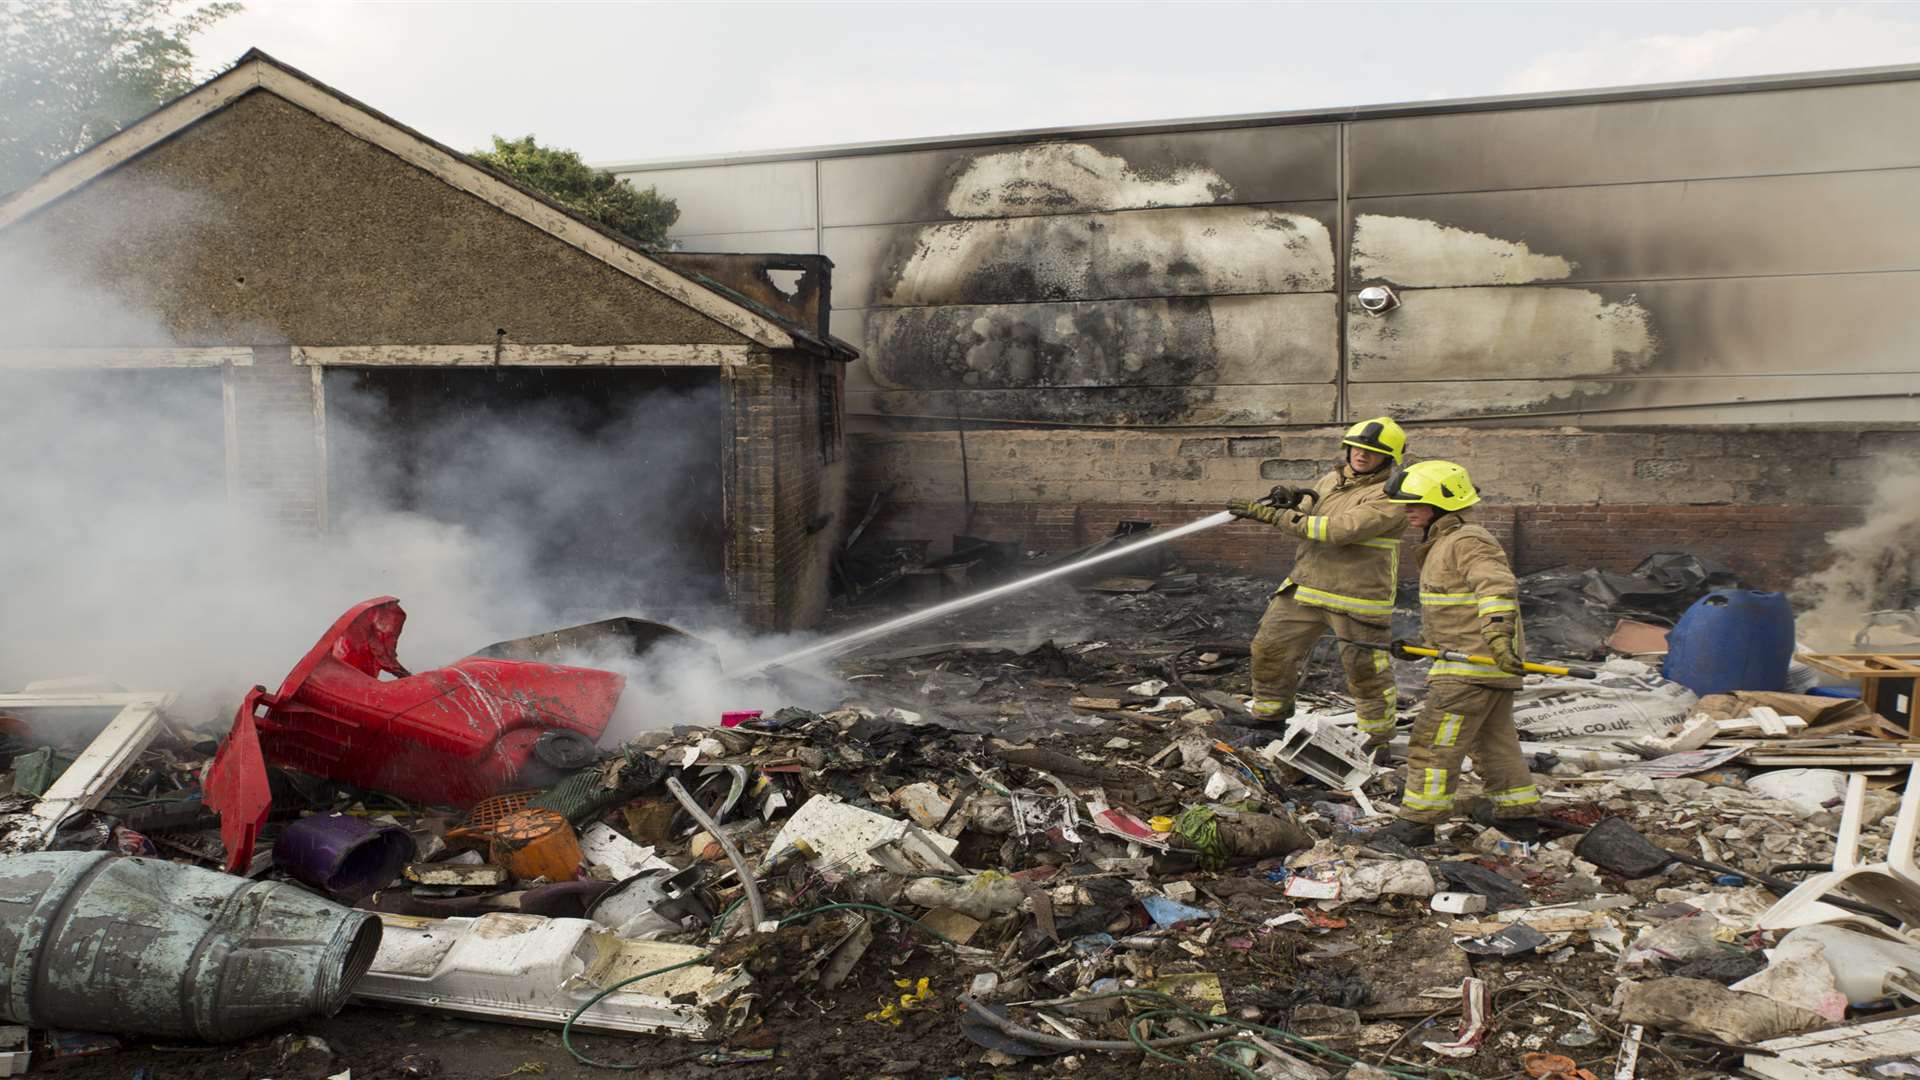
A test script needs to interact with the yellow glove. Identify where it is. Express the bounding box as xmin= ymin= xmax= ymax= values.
xmin=1227 ymin=498 xmax=1283 ymax=526
xmin=1482 ymin=630 xmax=1526 ymax=675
